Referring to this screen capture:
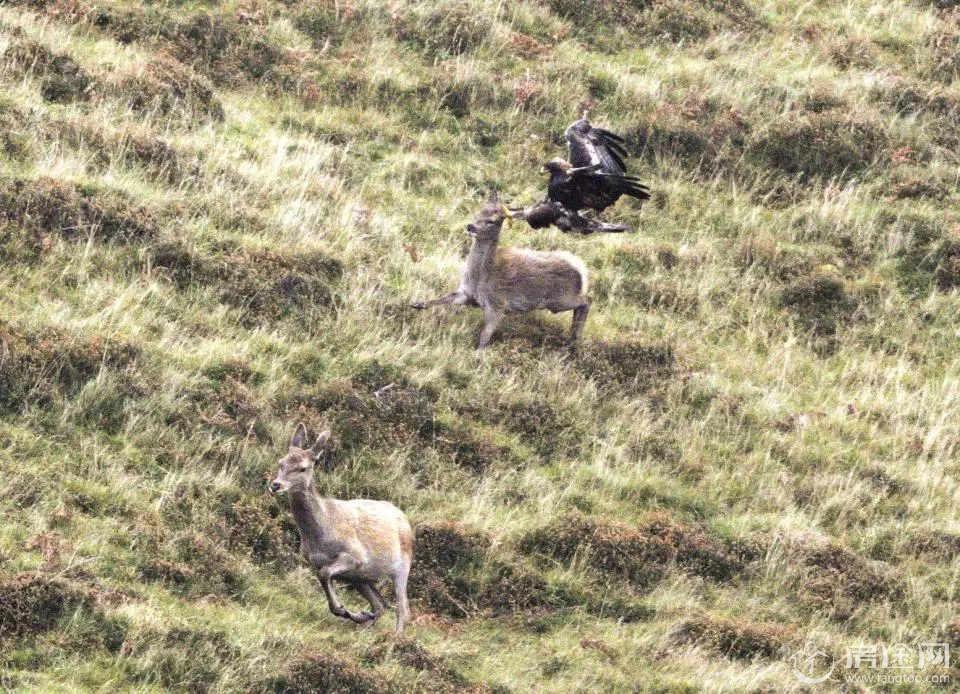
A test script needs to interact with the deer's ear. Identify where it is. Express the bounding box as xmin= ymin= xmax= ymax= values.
xmin=311 ymin=429 xmax=331 ymax=456
xmin=290 ymin=423 xmax=308 ymax=450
